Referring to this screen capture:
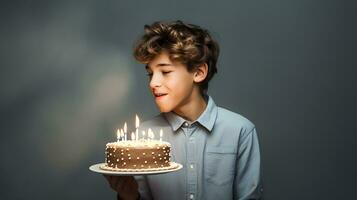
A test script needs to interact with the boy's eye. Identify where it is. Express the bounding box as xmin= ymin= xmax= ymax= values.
xmin=162 ymin=71 xmax=172 ymax=75
xmin=146 ymin=71 xmax=171 ymax=77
